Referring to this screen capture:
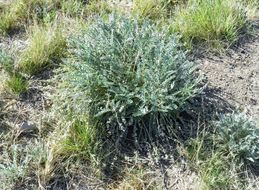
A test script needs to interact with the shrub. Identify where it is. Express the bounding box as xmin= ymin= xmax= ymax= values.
xmin=86 ymin=0 xmax=113 ymax=16
xmin=0 ymin=142 xmax=47 ymax=190
xmin=18 ymin=23 xmax=66 ymax=76
xmin=55 ymin=15 xmax=202 ymax=145
xmin=171 ymin=0 xmax=247 ymax=48
xmin=216 ymin=113 xmax=259 ymax=166
xmin=0 ymin=50 xmax=14 ymax=74
xmin=0 ymin=50 xmax=27 ymax=95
